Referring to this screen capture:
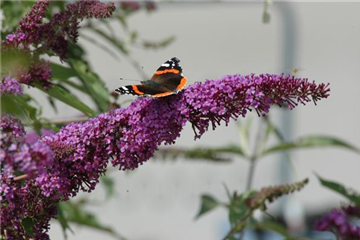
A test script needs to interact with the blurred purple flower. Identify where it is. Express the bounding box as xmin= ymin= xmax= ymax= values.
xmin=25 ymin=129 xmax=55 ymax=145
xmin=0 ymin=116 xmax=54 ymax=178
xmin=19 ymin=59 xmax=52 ymax=89
xmin=119 ymin=1 xmax=156 ymax=12
xmin=314 ymin=205 xmax=360 ymax=240
xmin=5 ymin=34 xmax=16 ymax=42
xmin=145 ymin=1 xmax=157 ymax=11
xmin=120 ymin=1 xmax=141 ymax=11
xmin=0 ymin=77 xmax=23 ymax=95
xmin=1 ymin=0 xmax=116 ymax=90
xmin=0 ymin=172 xmax=57 ymax=240
xmin=0 ymin=115 xmax=26 ymax=139
xmin=3 ymin=0 xmax=115 ymax=56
